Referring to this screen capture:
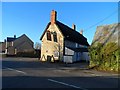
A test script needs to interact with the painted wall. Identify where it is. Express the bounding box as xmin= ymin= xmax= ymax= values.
xmin=64 ymin=56 xmax=73 ymax=63
xmin=65 ymin=47 xmax=74 ymax=55
xmin=81 ymin=52 xmax=90 ymax=62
